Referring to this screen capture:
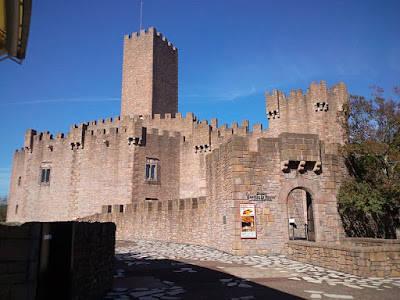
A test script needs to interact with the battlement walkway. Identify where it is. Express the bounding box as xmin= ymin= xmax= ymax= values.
xmin=102 ymin=240 xmax=400 ymax=300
